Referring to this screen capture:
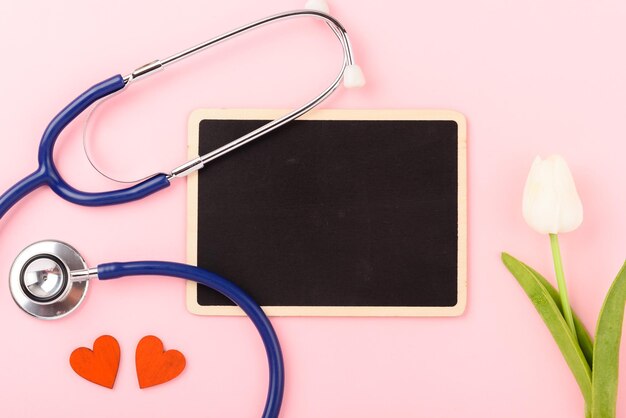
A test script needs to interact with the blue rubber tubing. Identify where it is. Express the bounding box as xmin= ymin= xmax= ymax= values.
xmin=98 ymin=261 xmax=284 ymax=418
xmin=0 ymin=75 xmax=170 ymax=220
